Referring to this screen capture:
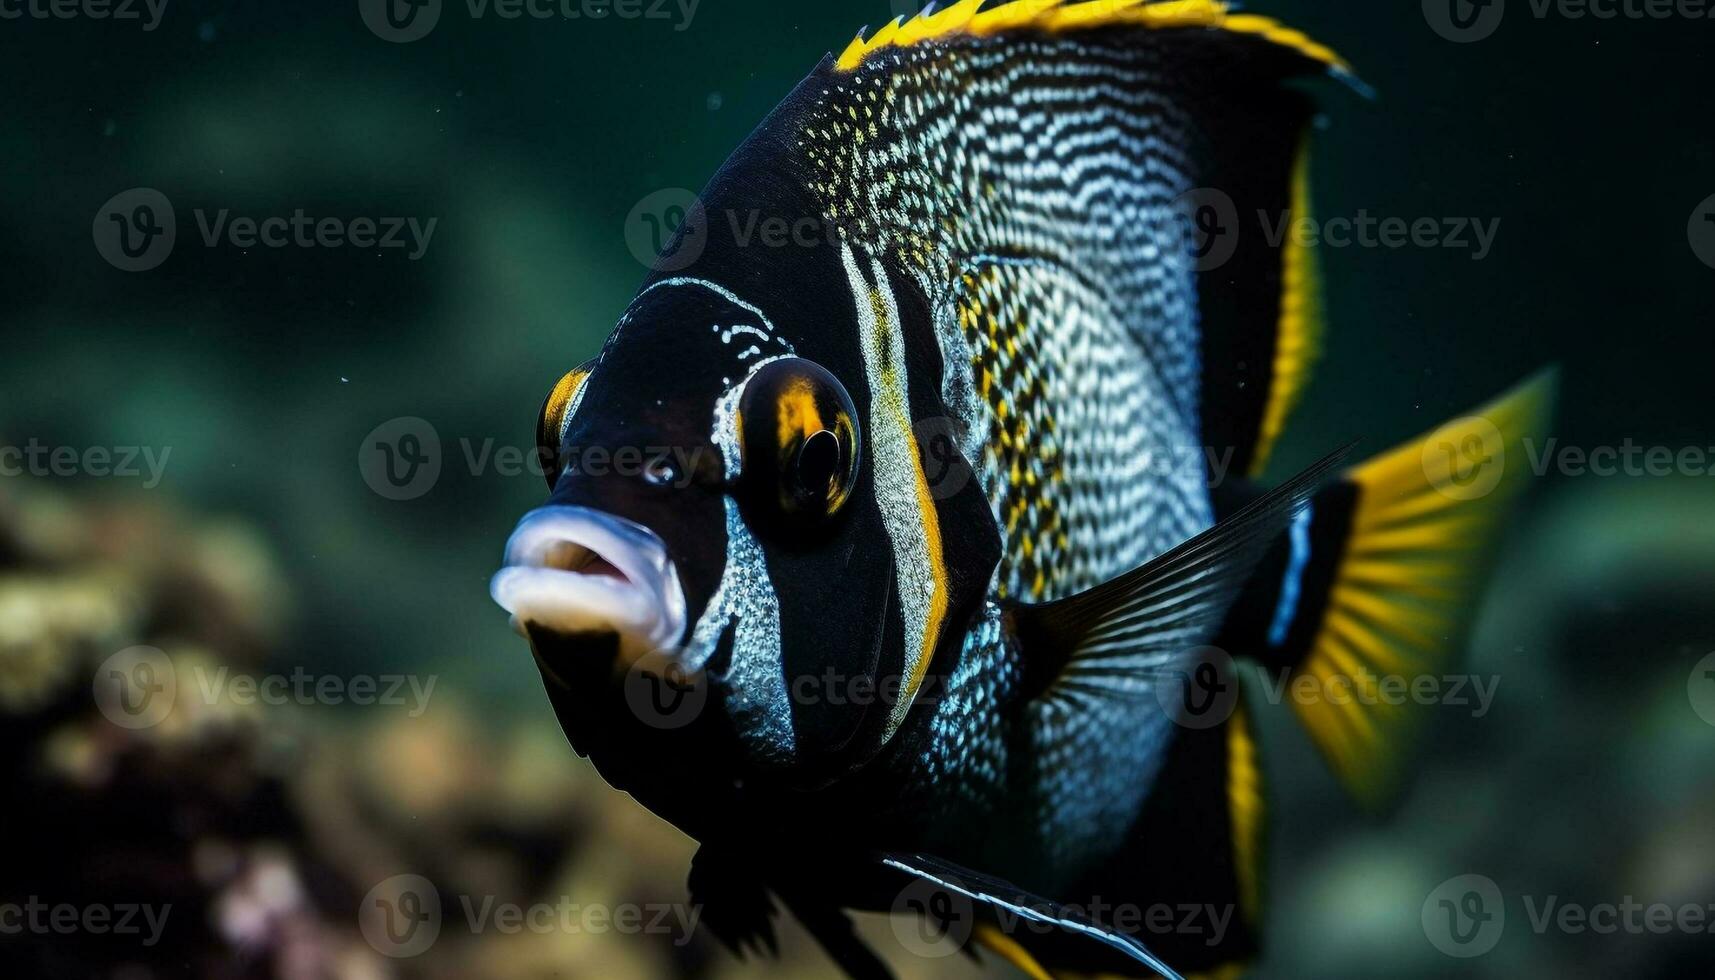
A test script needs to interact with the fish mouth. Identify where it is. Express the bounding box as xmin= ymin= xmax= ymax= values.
xmin=490 ymin=506 xmax=688 ymax=667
